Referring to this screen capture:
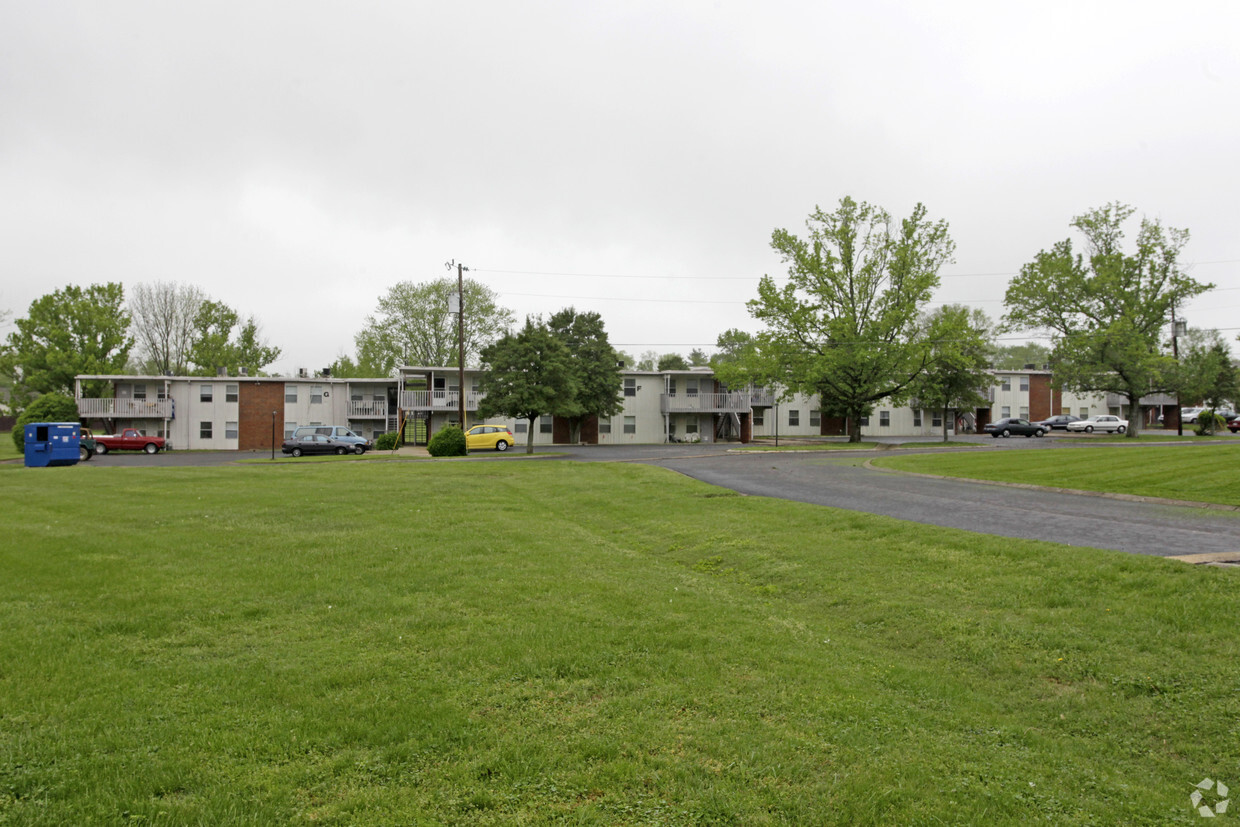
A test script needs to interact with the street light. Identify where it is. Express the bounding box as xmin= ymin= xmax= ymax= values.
xmin=1173 ymin=313 xmax=1187 ymax=436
